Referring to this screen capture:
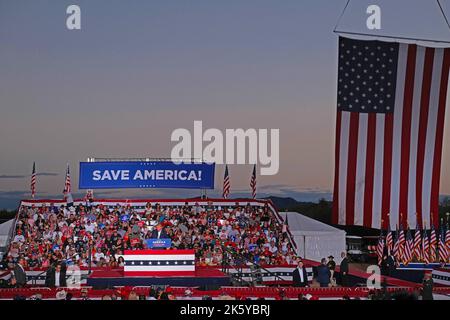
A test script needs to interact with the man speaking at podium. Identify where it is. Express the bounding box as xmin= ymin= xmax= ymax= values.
xmin=150 ymin=224 xmax=169 ymax=240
